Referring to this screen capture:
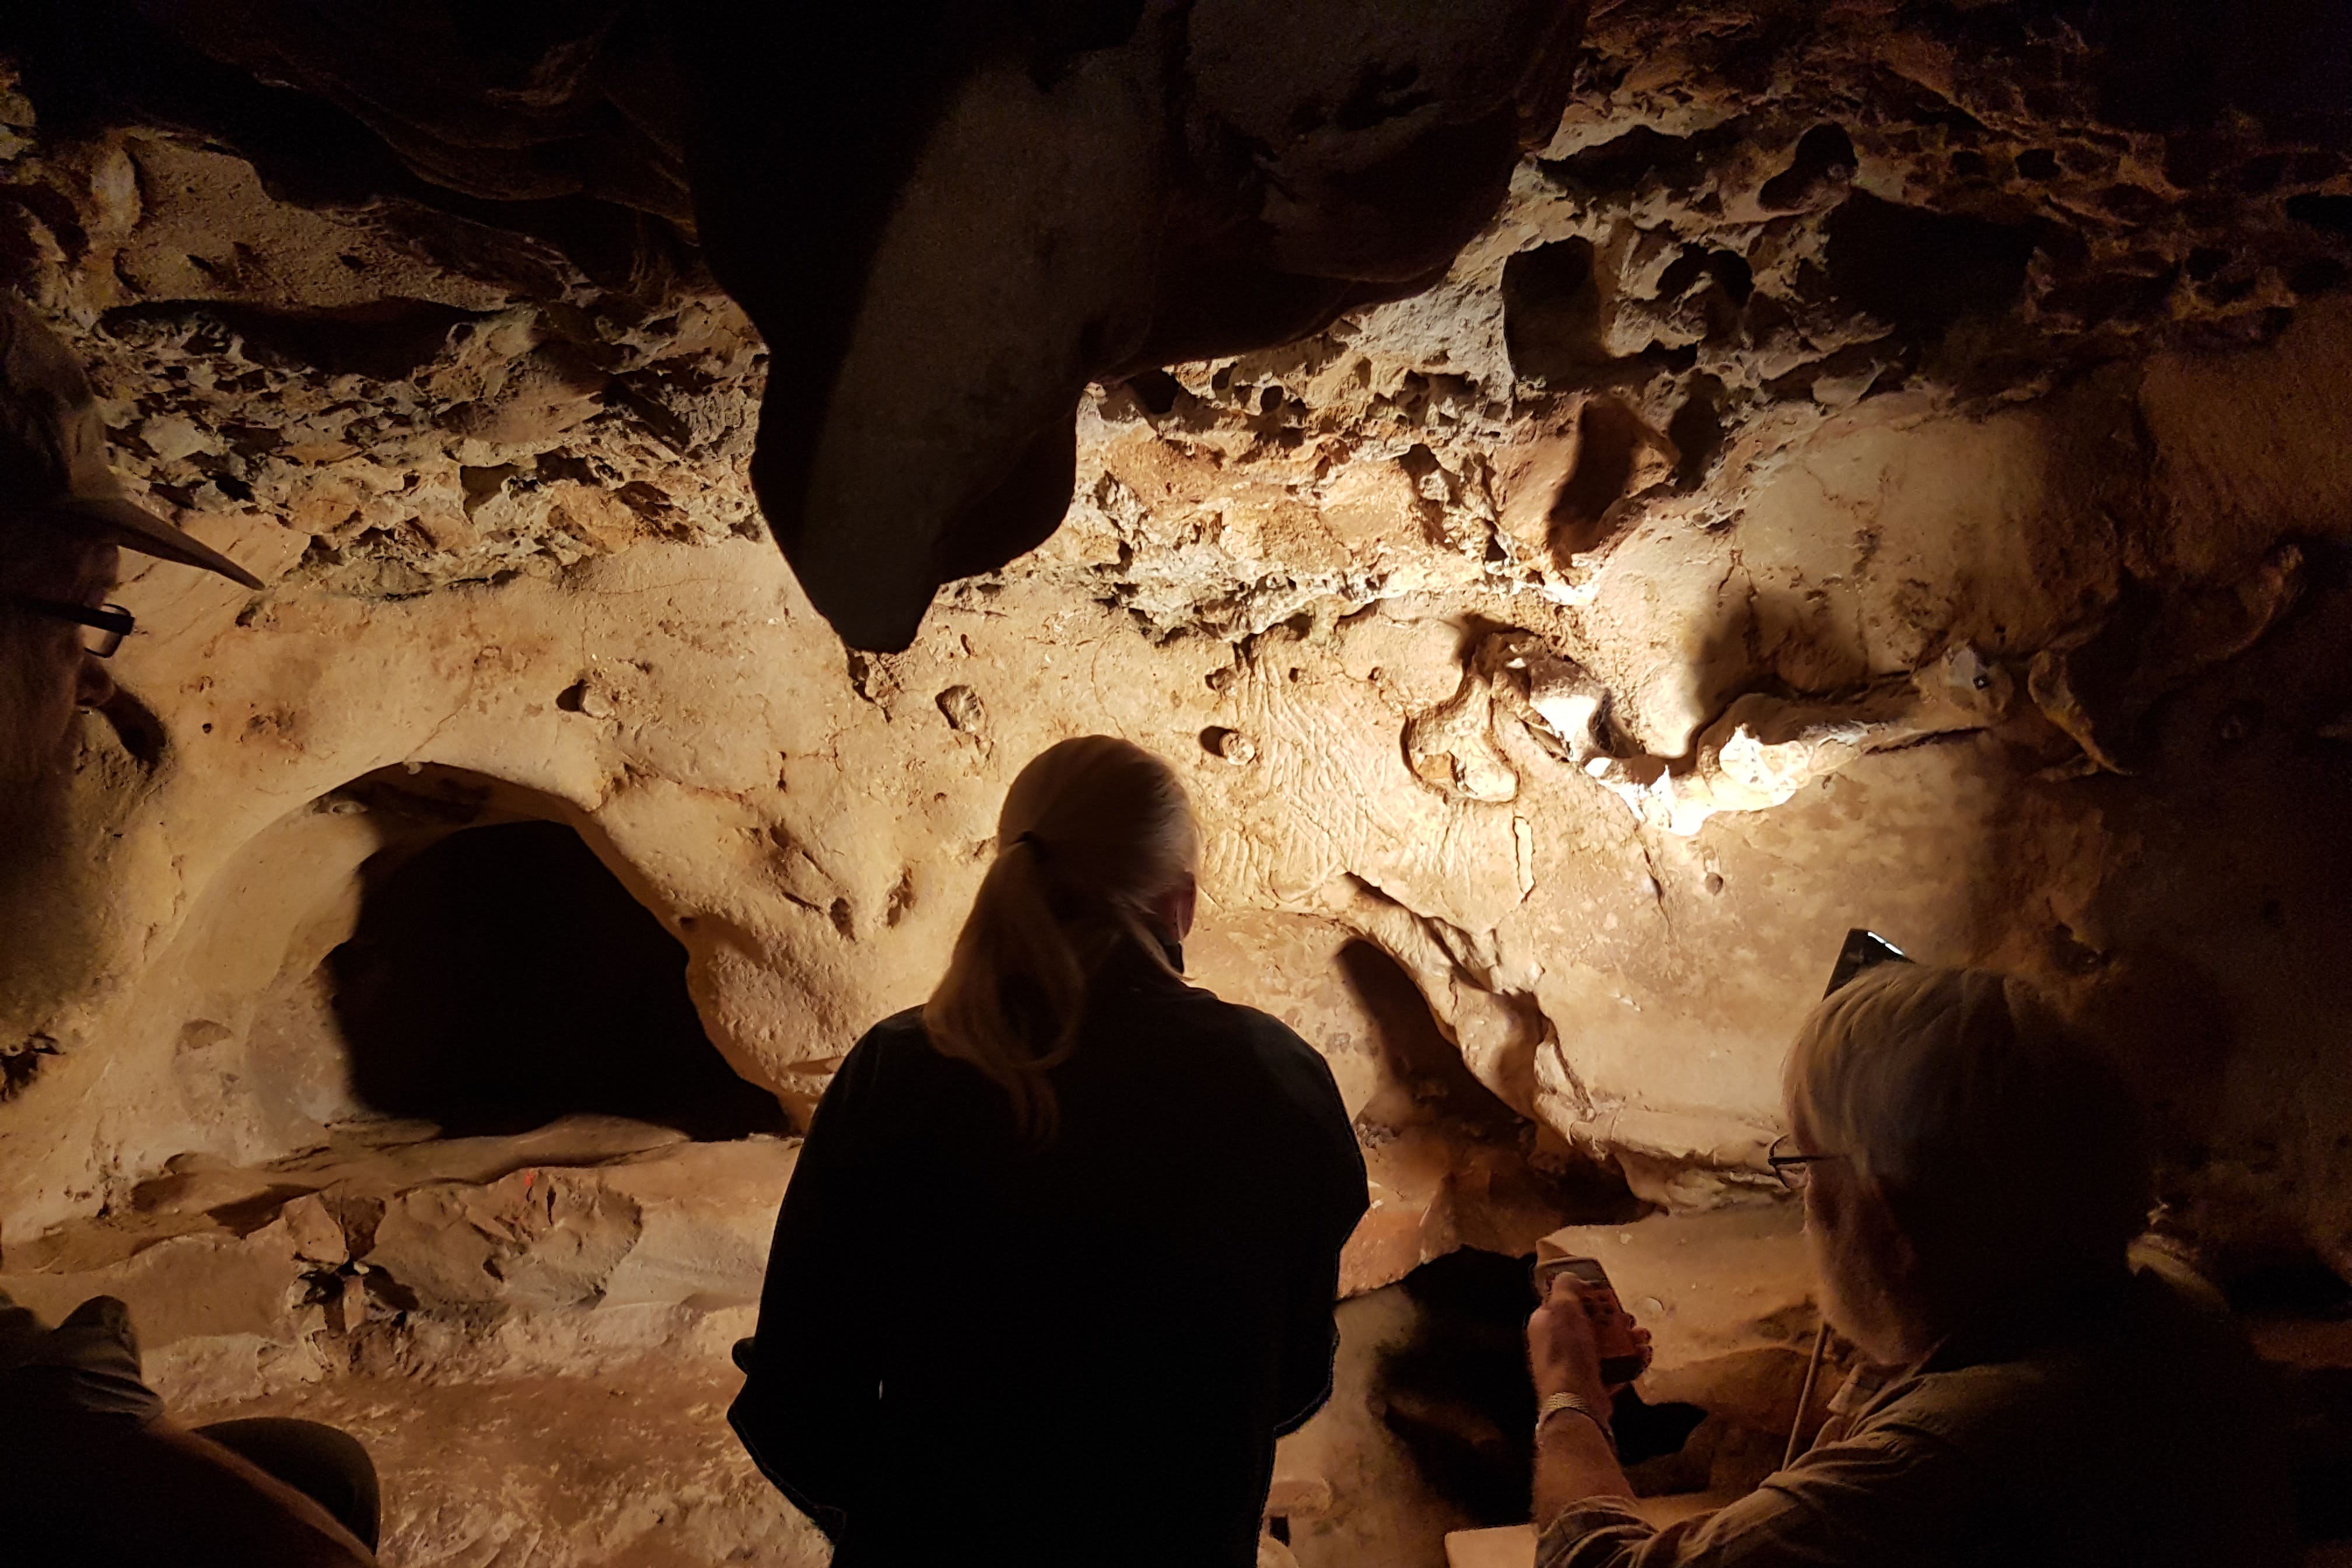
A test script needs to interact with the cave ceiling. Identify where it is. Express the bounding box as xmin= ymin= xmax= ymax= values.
xmin=6 ymin=1 xmax=2348 ymax=647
